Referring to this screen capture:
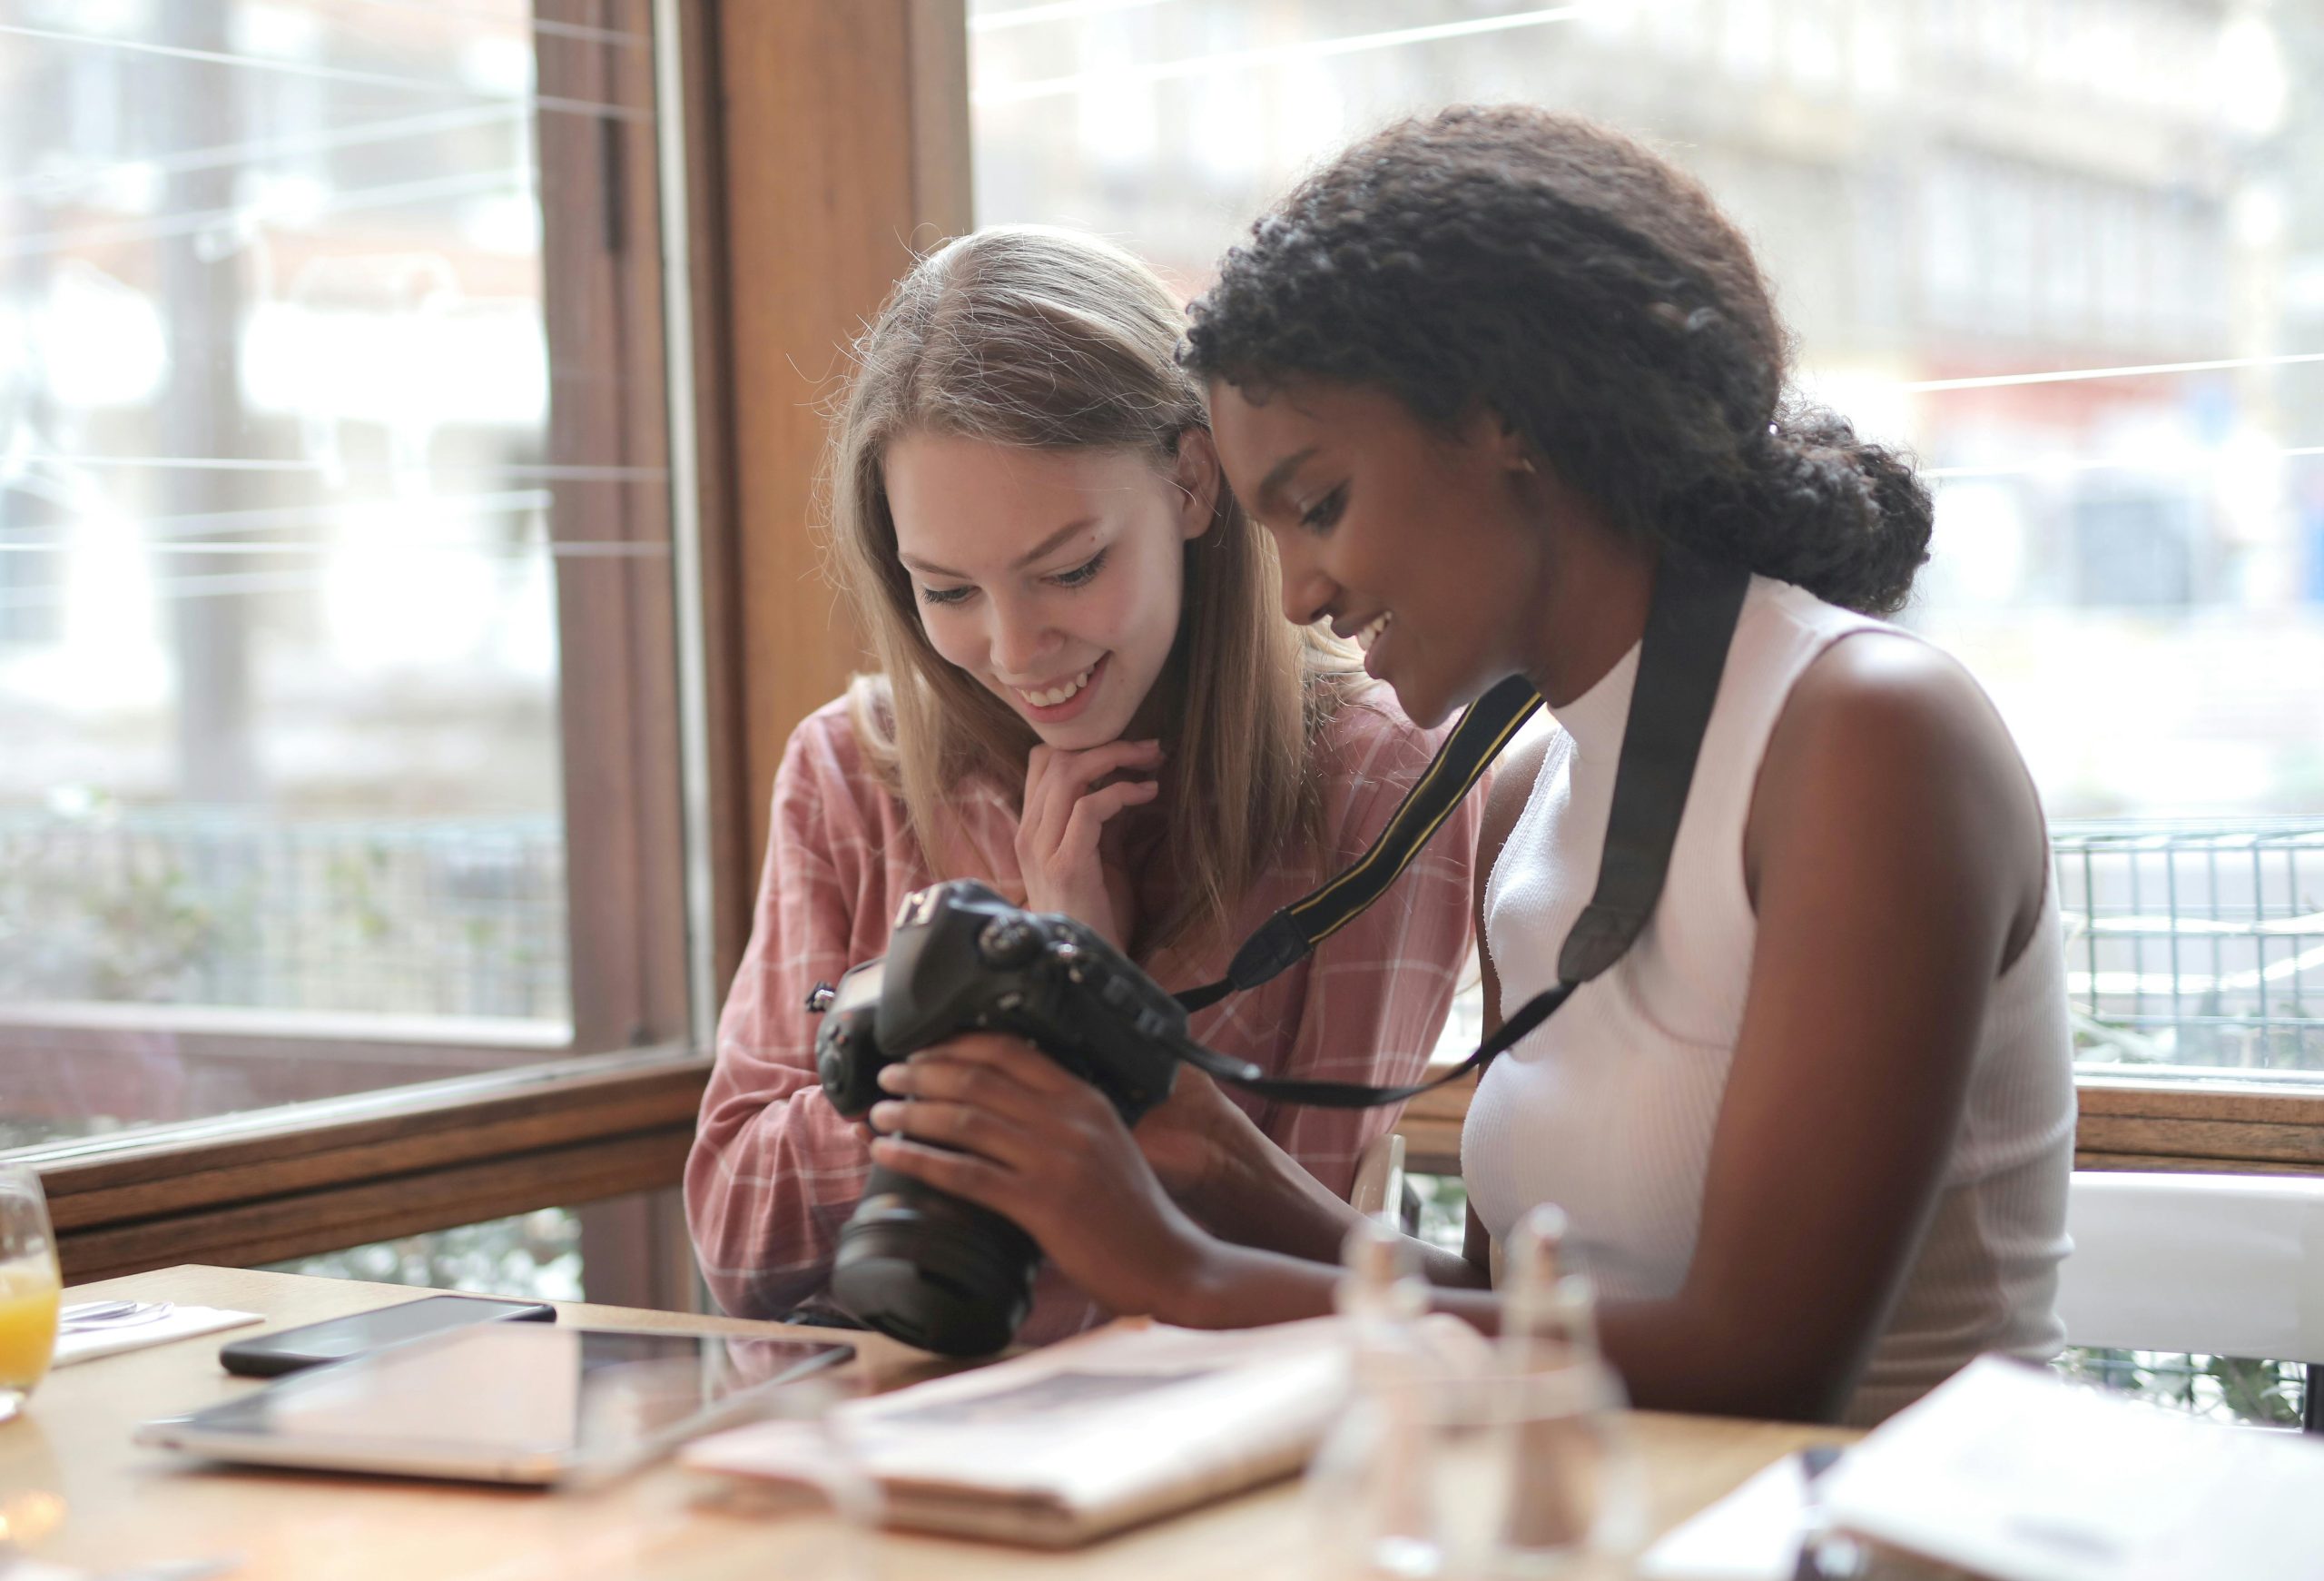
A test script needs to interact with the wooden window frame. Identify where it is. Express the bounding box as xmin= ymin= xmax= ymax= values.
xmin=538 ymin=2 xmax=692 ymax=1060
xmin=25 ymin=0 xmax=974 ymax=1284
xmin=40 ymin=1050 xmax=706 ymax=1284
xmin=27 ymin=1 xmax=2319 ymax=1287
xmin=1393 ymin=1070 xmax=2324 ymax=1181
